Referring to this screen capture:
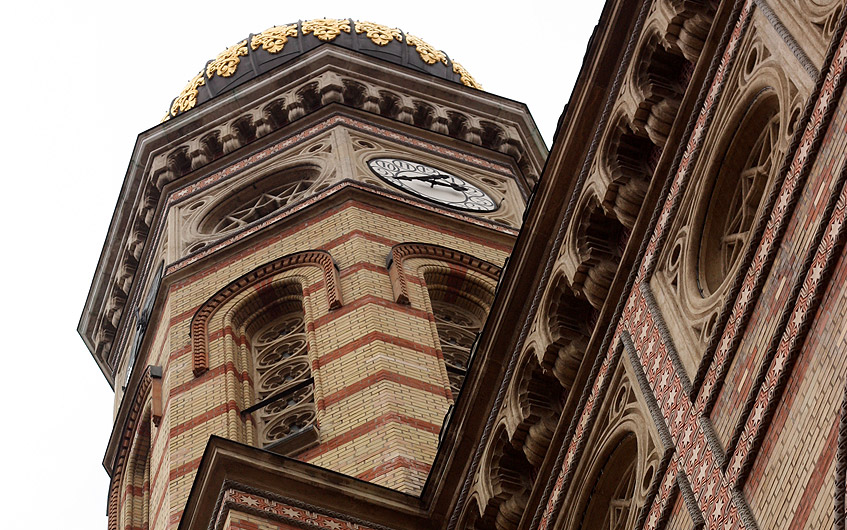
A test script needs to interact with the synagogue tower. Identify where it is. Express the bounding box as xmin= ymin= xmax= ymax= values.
xmin=79 ymin=18 xmax=545 ymax=530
